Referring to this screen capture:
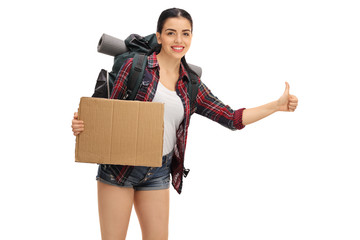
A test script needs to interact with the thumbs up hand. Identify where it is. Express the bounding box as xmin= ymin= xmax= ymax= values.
xmin=277 ymin=82 xmax=298 ymax=112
